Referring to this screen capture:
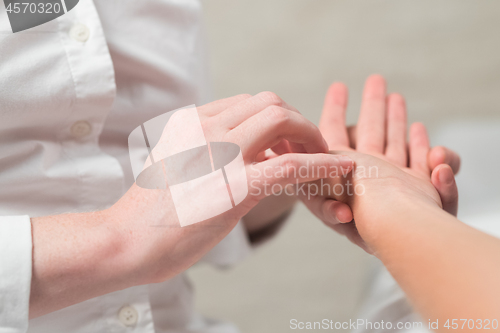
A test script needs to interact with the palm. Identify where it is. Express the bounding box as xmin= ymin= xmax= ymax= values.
xmin=301 ymin=75 xmax=457 ymax=252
